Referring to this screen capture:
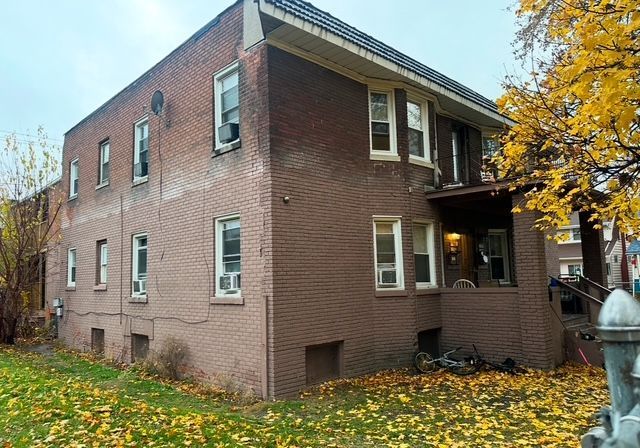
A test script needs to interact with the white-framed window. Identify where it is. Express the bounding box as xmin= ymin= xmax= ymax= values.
xmin=373 ymin=218 xmax=404 ymax=290
xmin=215 ymin=215 xmax=241 ymax=297
xmin=557 ymin=226 xmax=581 ymax=243
xmin=568 ymin=264 xmax=582 ymax=276
xmin=214 ymin=62 xmax=240 ymax=148
xmin=99 ymin=141 xmax=110 ymax=185
xmin=481 ymin=133 xmax=501 ymax=182
xmin=413 ymin=222 xmax=436 ymax=288
xmin=369 ymin=89 xmax=397 ymax=157
xmin=407 ymin=99 xmax=430 ymax=162
xmin=488 ymin=229 xmax=510 ymax=284
xmin=97 ymin=240 xmax=108 ymax=285
xmin=132 ymin=233 xmax=147 ymax=297
xmin=133 ymin=118 xmax=149 ymax=180
xmin=69 ymin=158 xmax=79 ymax=198
xmin=67 ymin=248 xmax=77 ymax=287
